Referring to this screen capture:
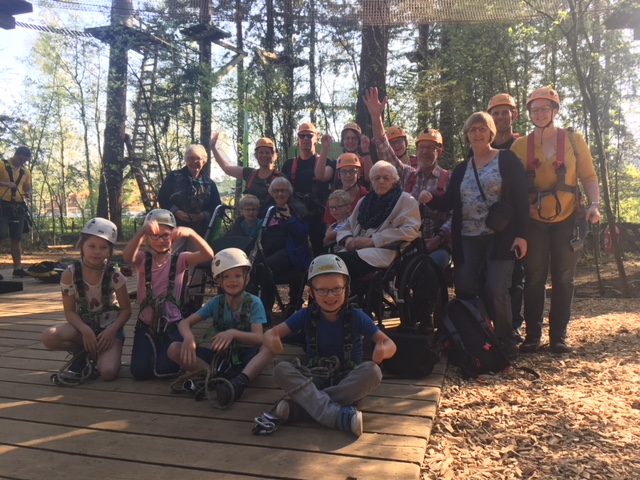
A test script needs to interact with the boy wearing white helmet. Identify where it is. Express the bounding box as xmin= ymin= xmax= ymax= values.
xmin=168 ymin=248 xmax=273 ymax=407
xmin=42 ymin=218 xmax=132 ymax=384
xmin=123 ymin=209 xmax=213 ymax=379
xmin=263 ymin=254 xmax=397 ymax=436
